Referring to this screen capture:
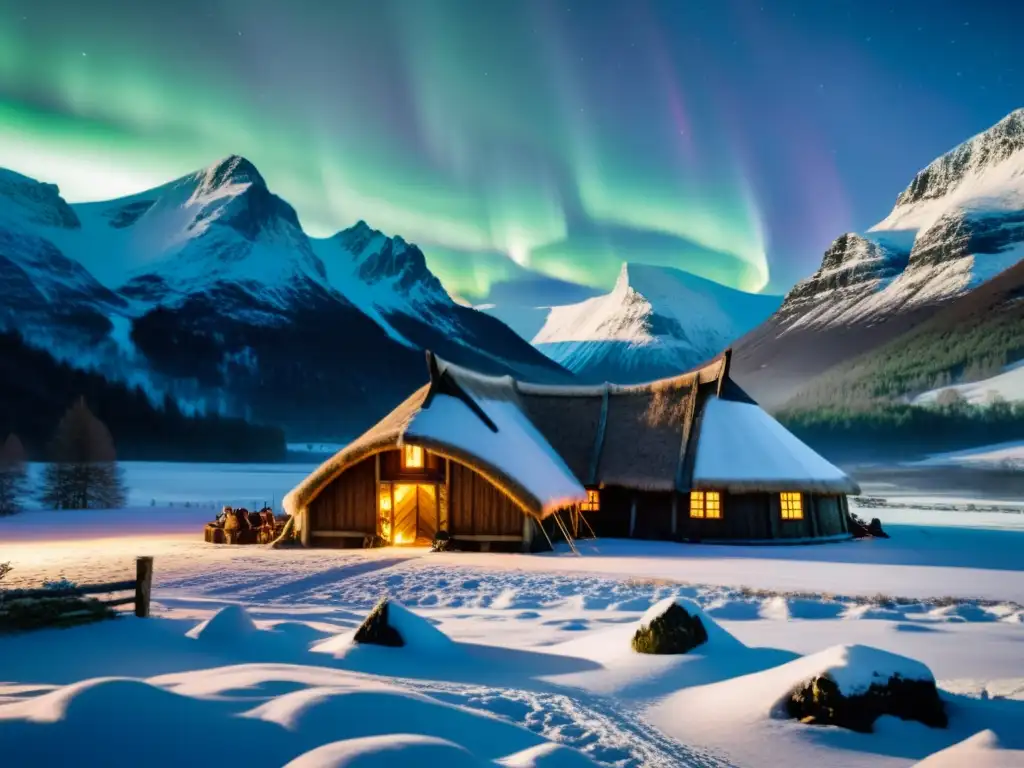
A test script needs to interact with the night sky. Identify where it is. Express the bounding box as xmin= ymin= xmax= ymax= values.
xmin=0 ymin=0 xmax=1020 ymax=299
